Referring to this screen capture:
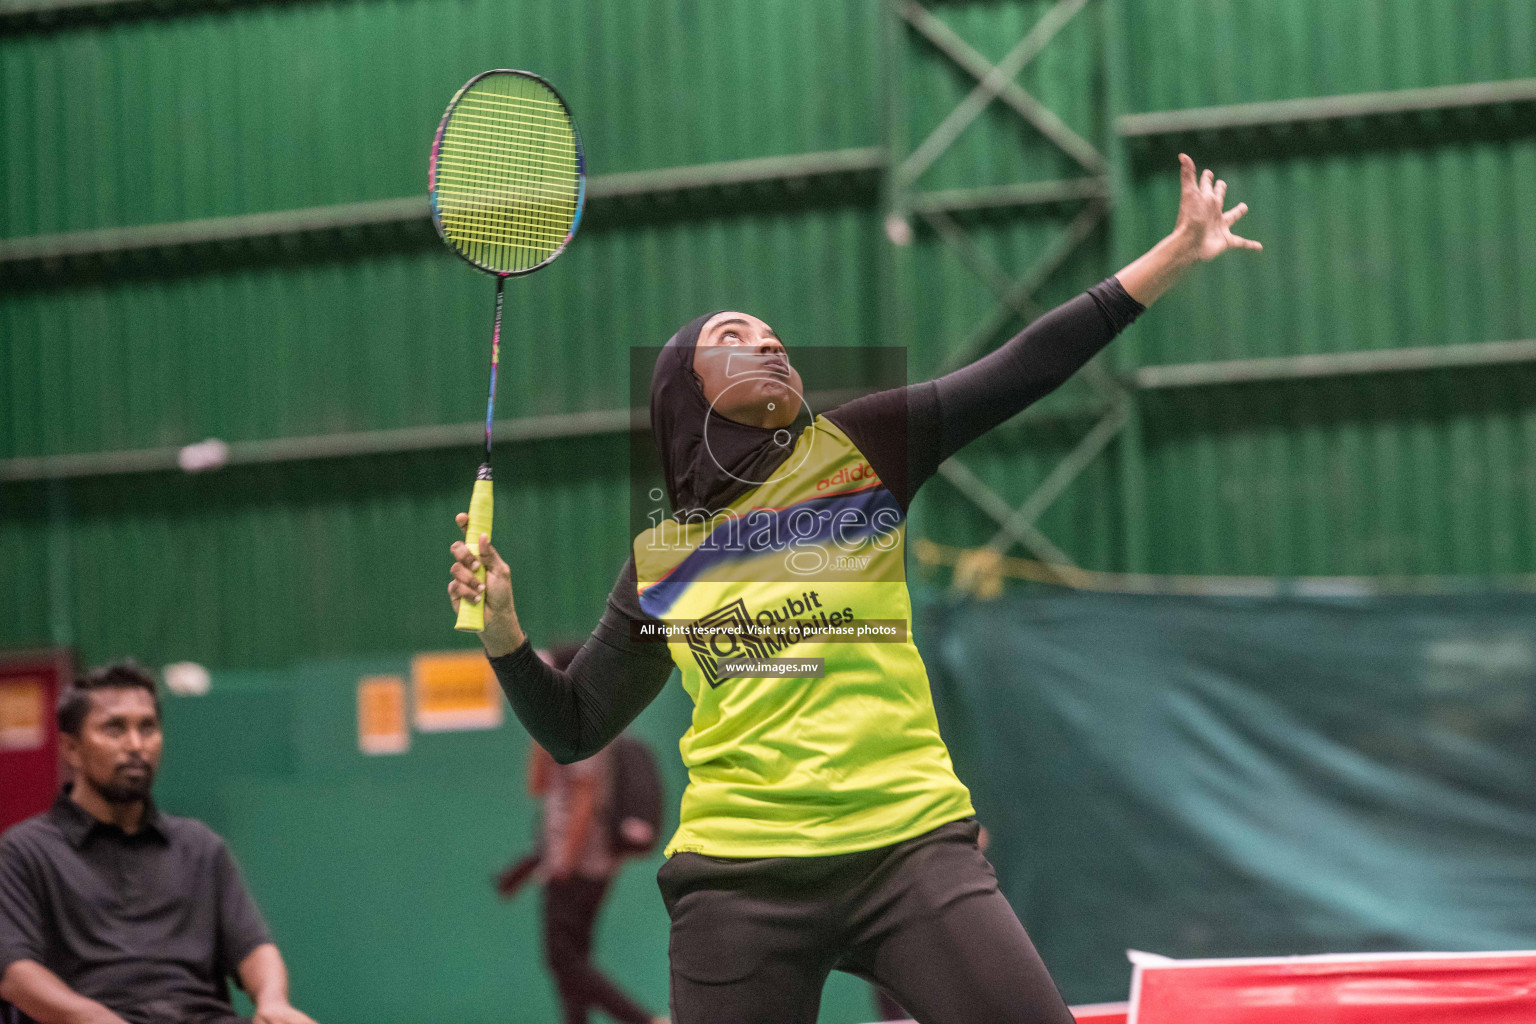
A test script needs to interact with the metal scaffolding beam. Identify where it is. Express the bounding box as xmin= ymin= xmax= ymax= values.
xmin=890 ymin=0 xmax=1122 ymax=579
xmin=889 ymin=1 xmax=1114 ymax=368
xmin=935 ymin=459 xmax=1078 ymax=568
xmin=0 ymin=0 xmax=196 ymax=29
xmin=1117 ymin=78 xmax=1536 ymax=138
xmin=906 ymin=177 xmax=1109 ymax=217
xmin=0 ymin=0 xmax=140 ymax=15
xmin=914 ymin=538 xmax=1536 ymax=597
xmin=0 ymin=147 xmax=886 ymax=272
xmin=592 ymin=146 xmax=886 ymax=200
xmin=895 ymin=0 xmax=1105 ymax=176
xmin=0 ymin=407 xmax=639 ymax=483
xmin=895 ymin=0 xmax=1092 ymax=190
xmin=1132 ymin=338 xmax=1536 ymax=389
xmin=0 ymin=389 xmax=1104 ymax=484
xmin=981 ymin=402 xmax=1127 ymax=556
xmin=0 ymin=386 xmax=875 ymax=483
xmin=938 ymin=198 xmax=1108 ymax=372
xmin=0 ymin=197 xmax=428 ymax=267
xmin=1101 ymin=0 xmax=1148 ymax=574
